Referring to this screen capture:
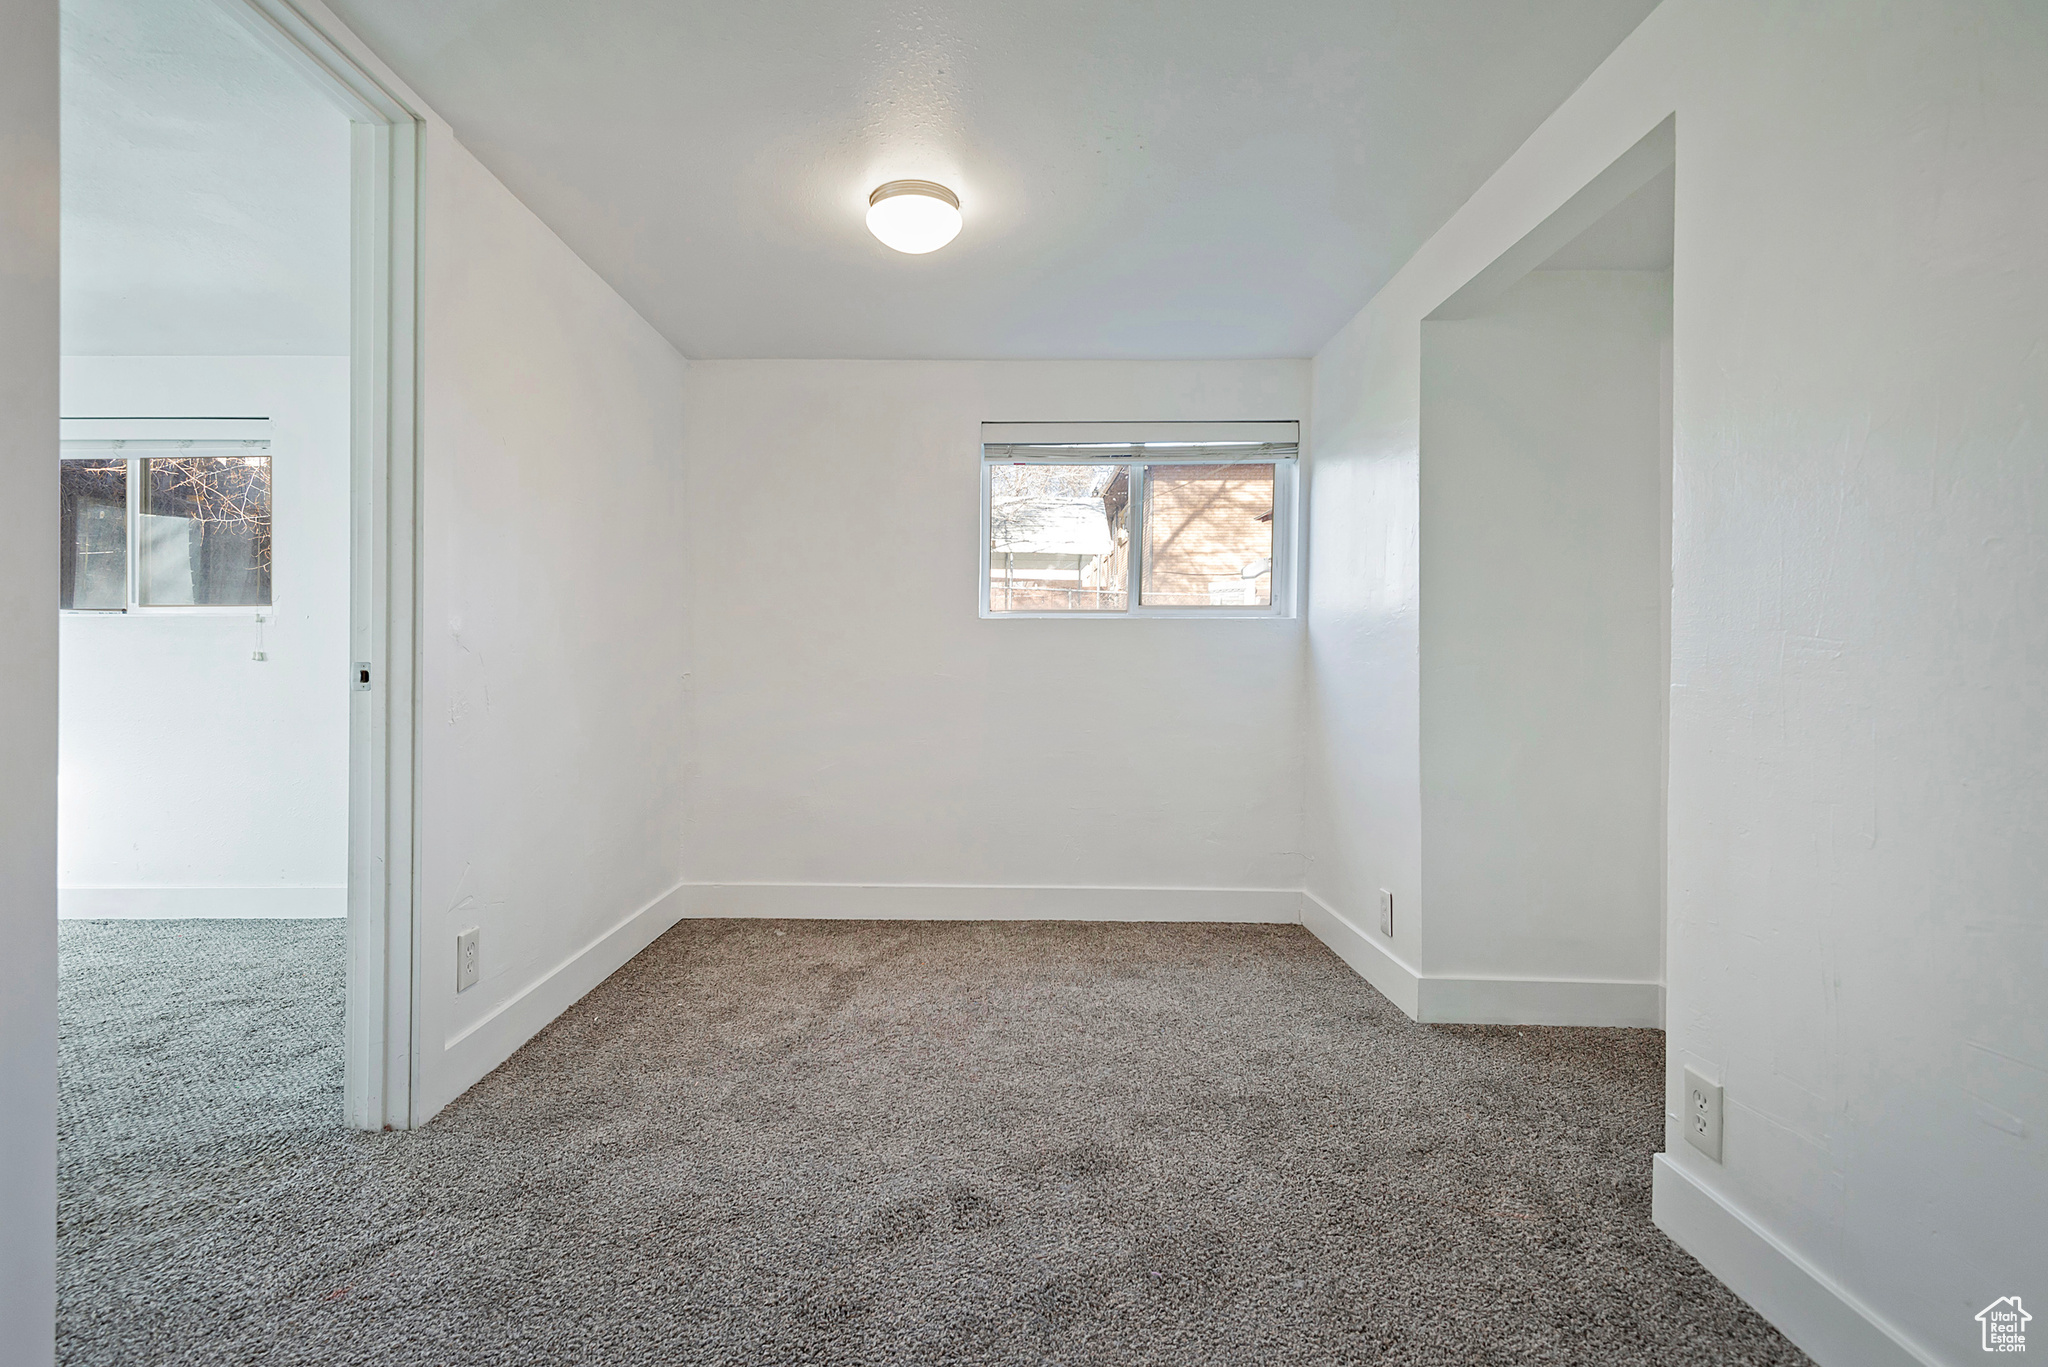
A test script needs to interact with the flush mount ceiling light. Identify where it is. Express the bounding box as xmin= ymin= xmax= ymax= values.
xmin=866 ymin=180 xmax=962 ymax=254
